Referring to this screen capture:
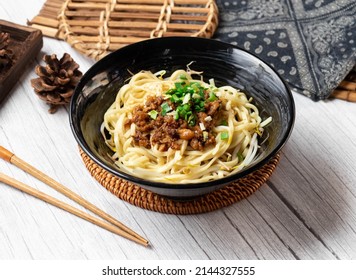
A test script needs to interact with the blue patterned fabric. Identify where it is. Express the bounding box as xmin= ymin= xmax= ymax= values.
xmin=213 ymin=0 xmax=356 ymax=100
